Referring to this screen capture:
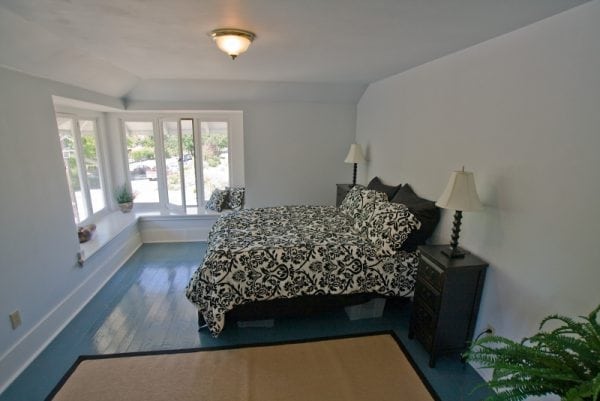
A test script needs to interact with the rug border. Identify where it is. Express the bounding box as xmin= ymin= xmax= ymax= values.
xmin=45 ymin=330 xmax=441 ymax=401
